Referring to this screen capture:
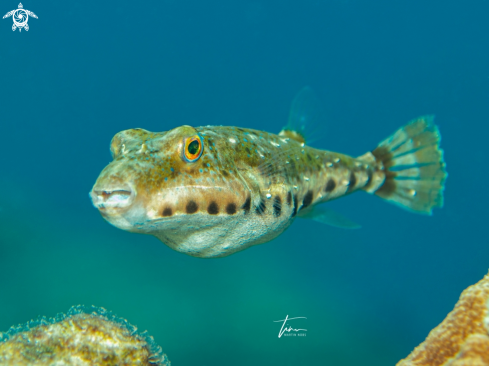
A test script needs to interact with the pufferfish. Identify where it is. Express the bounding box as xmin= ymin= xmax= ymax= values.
xmin=90 ymin=88 xmax=446 ymax=258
